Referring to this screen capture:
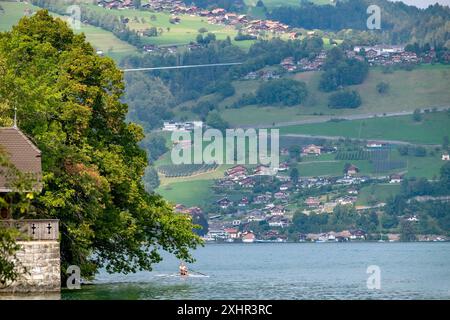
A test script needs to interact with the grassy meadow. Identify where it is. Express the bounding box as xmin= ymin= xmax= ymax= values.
xmin=356 ymin=184 xmax=402 ymax=206
xmin=280 ymin=111 xmax=450 ymax=145
xmin=218 ymin=65 xmax=450 ymax=127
